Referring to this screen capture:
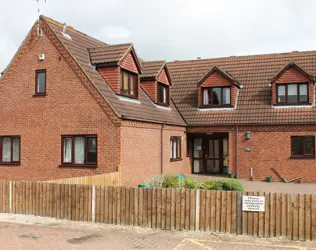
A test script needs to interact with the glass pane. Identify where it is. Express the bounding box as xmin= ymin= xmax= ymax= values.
xmin=203 ymin=89 xmax=209 ymax=105
xmin=288 ymin=84 xmax=297 ymax=103
xmin=170 ymin=139 xmax=173 ymax=158
xmin=63 ymin=138 xmax=72 ymax=163
xmin=277 ymin=85 xmax=286 ymax=102
xmin=206 ymin=160 xmax=214 ymax=173
xmin=12 ymin=138 xmax=20 ymax=162
xmin=74 ymin=137 xmax=85 ymax=164
xmin=87 ymin=137 xmax=97 ymax=163
xmin=193 ymin=160 xmax=204 ymax=173
xmin=209 ymin=140 xmax=214 ymax=158
xmin=214 ymin=160 xmax=220 ymax=172
xmin=299 ymin=84 xmax=308 ymax=102
xmin=214 ymin=140 xmax=219 ymax=158
xmin=121 ymin=72 xmax=129 ymax=94
xmin=292 ymin=137 xmax=302 ymax=156
xmin=193 ymin=138 xmax=202 ymax=158
xmin=304 ymin=137 xmax=314 ymax=155
xmin=158 ymin=85 xmax=164 ymax=103
xmin=130 ymin=75 xmax=135 ymax=96
xmin=173 ymin=139 xmax=177 ymax=158
xmin=2 ymin=137 xmax=11 ymax=162
xmin=177 ymin=138 xmax=181 ymax=158
xmin=222 ymin=88 xmax=231 ymax=104
xmin=212 ymin=88 xmax=221 ymax=104
xmin=37 ymin=72 xmax=46 ymax=93
xmin=223 ymin=138 xmax=228 ymax=157
xmin=163 ymin=87 xmax=167 ymax=103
